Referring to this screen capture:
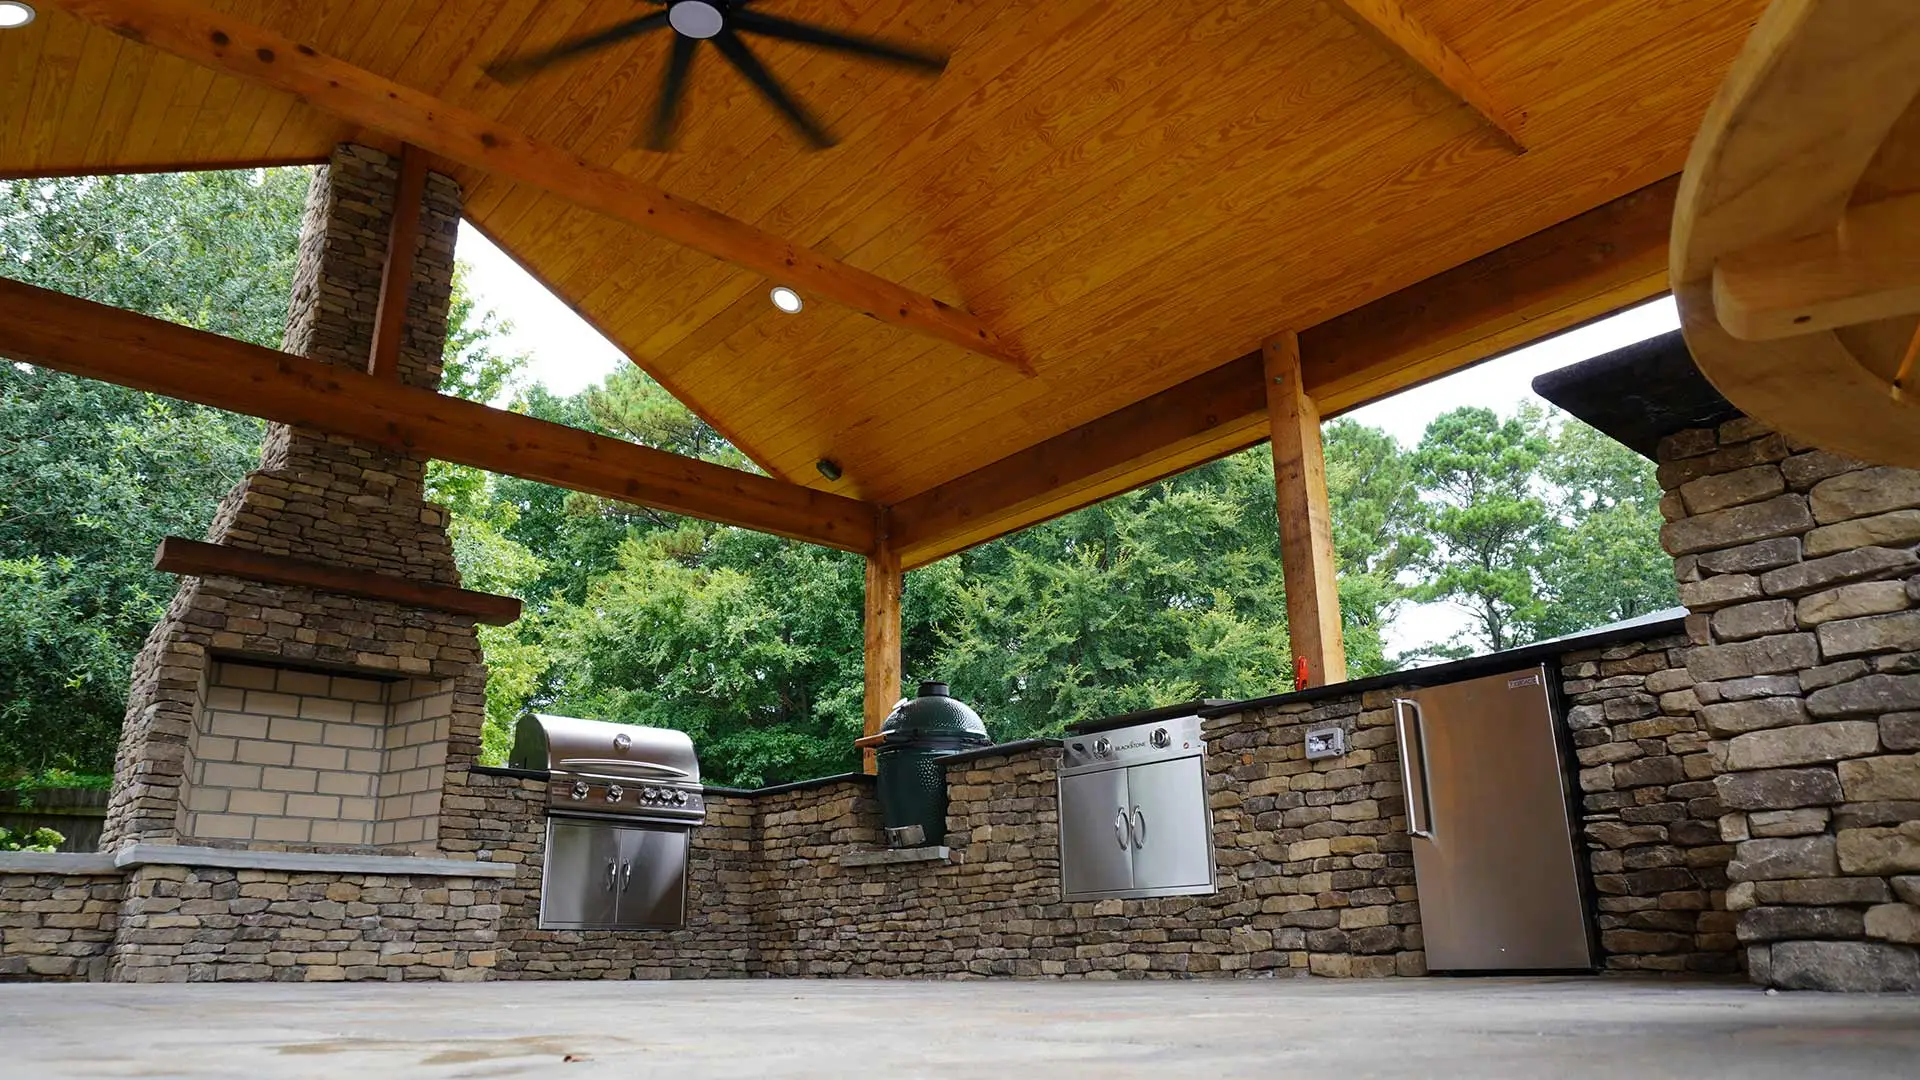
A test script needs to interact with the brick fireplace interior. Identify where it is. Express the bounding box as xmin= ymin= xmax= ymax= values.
xmin=177 ymin=661 xmax=452 ymax=850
